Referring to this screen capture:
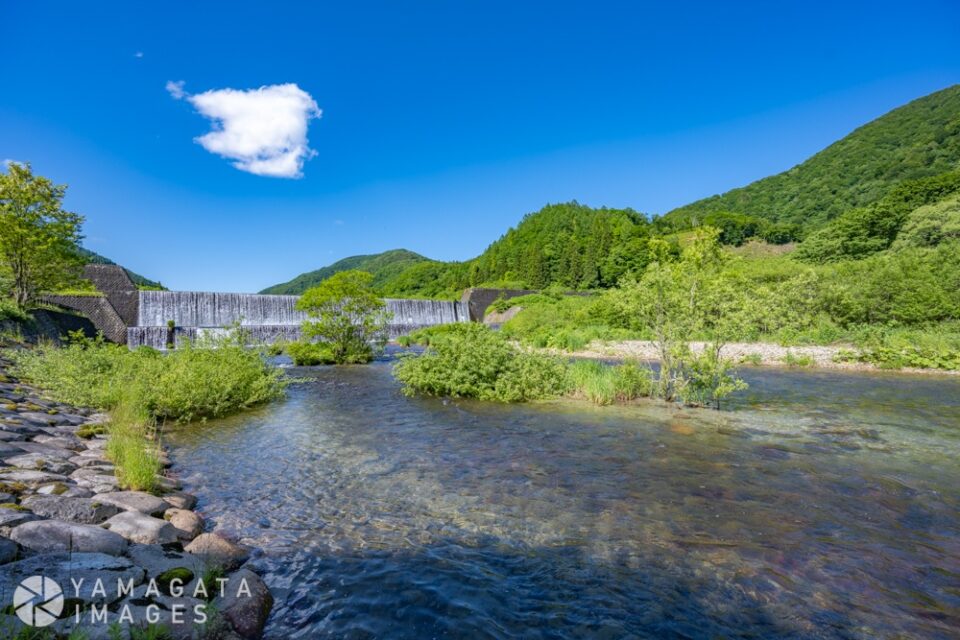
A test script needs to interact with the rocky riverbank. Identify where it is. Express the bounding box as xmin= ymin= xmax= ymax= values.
xmin=546 ymin=339 xmax=959 ymax=375
xmin=0 ymin=351 xmax=273 ymax=639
